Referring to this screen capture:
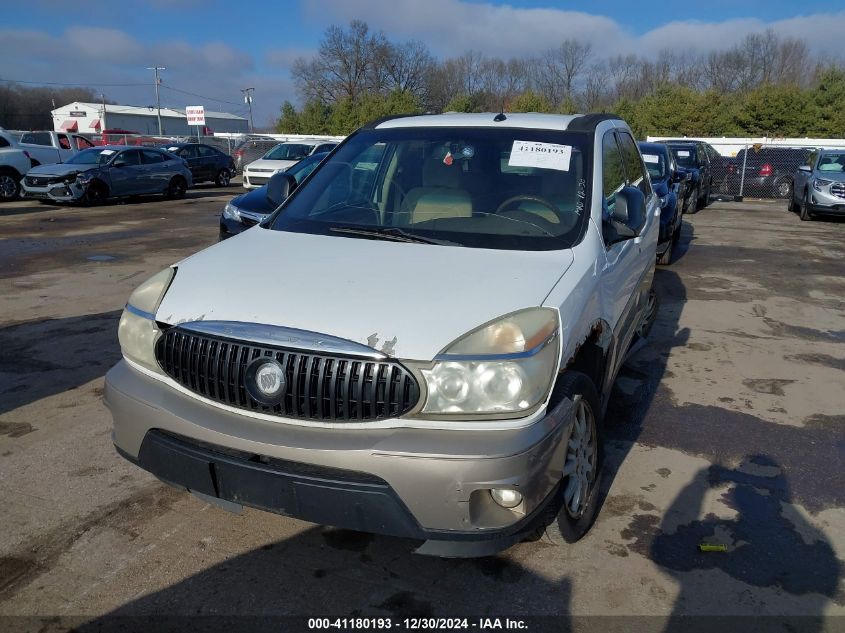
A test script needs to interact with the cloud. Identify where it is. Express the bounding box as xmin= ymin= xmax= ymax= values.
xmin=306 ymin=0 xmax=845 ymax=59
